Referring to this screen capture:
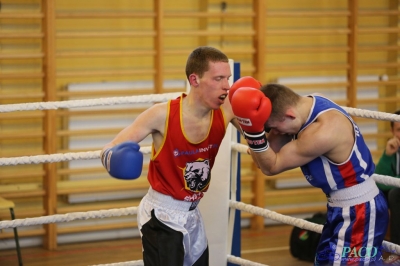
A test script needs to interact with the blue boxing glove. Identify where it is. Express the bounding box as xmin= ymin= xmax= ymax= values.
xmin=101 ymin=141 xmax=143 ymax=180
